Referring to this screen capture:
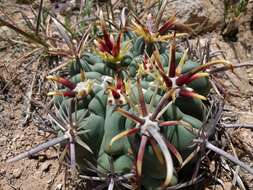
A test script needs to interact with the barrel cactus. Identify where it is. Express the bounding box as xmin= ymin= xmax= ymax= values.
xmin=8 ymin=9 xmax=250 ymax=190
